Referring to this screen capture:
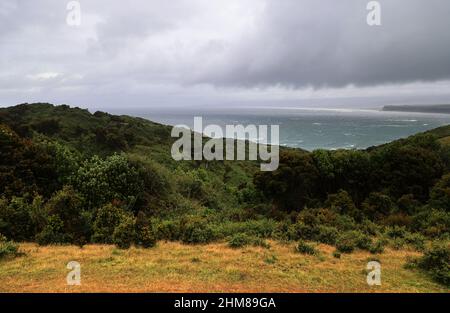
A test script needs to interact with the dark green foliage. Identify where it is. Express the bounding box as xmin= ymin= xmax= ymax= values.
xmin=385 ymin=226 xmax=408 ymax=239
xmin=325 ymin=190 xmax=358 ymax=219
xmin=335 ymin=231 xmax=371 ymax=253
xmin=228 ymin=233 xmax=251 ymax=248
xmin=135 ymin=212 xmax=156 ymax=248
xmin=430 ymin=174 xmax=450 ymax=211
xmin=254 ymin=150 xmax=320 ymax=211
xmin=179 ymin=217 xmax=215 ymax=244
xmin=0 ymin=234 xmax=19 ymax=259
xmin=397 ymin=194 xmax=420 ymax=215
xmin=43 ymin=186 xmax=89 ymax=245
xmin=153 ymin=219 xmax=181 ymax=241
xmin=0 ymin=124 xmax=59 ymax=198
xmin=92 ymin=203 xmax=128 ymax=244
xmin=35 ymin=215 xmax=66 ymax=245
xmin=315 ymin=225 xmax=339 ymax=245
xmin=411 ymin=209 xmax=450 ymax=238
xmin=135 ymin=225 xmax=156 ymax=248
xmin=0 ymin=197 xmax=35 ymax=241
xmin=407 ymin=243 xmax=450 ymax=286
xmin=404 ymin=233 xmax=426 ymax=251
xmin=112 ymin=215 xmax=136 ymax=249
xmin=361 ymin=192 xmax=395 ymax=220
xmin=382 ymin=213 xmax=412 ymax=227
xmin=31 ymin=118 xmax=60 ymax=135
xmin=296 ymin=240 xmax=318 ymax=255
xmin=335 ymin=235 xmax=356 ymax=253
xmin=371 ymin=135 xmax=444 ymax=201
xmin=369 ymin=240 xmax=385 ymax=254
